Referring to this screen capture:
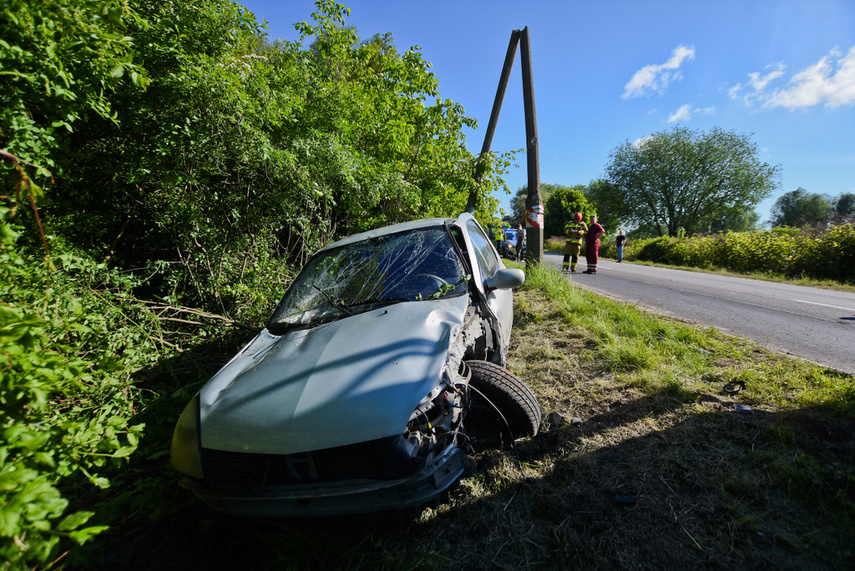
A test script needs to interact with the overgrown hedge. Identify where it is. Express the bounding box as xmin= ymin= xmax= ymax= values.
xmin=600 ymin=224 xmax=855 ymax=283
xmin=0 ymin=208 xmax=166 ymax=568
